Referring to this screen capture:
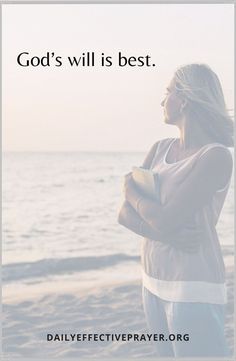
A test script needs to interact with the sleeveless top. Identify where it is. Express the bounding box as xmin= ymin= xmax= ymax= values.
xmin=141 ymin=138 xmax=232 ymax=304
